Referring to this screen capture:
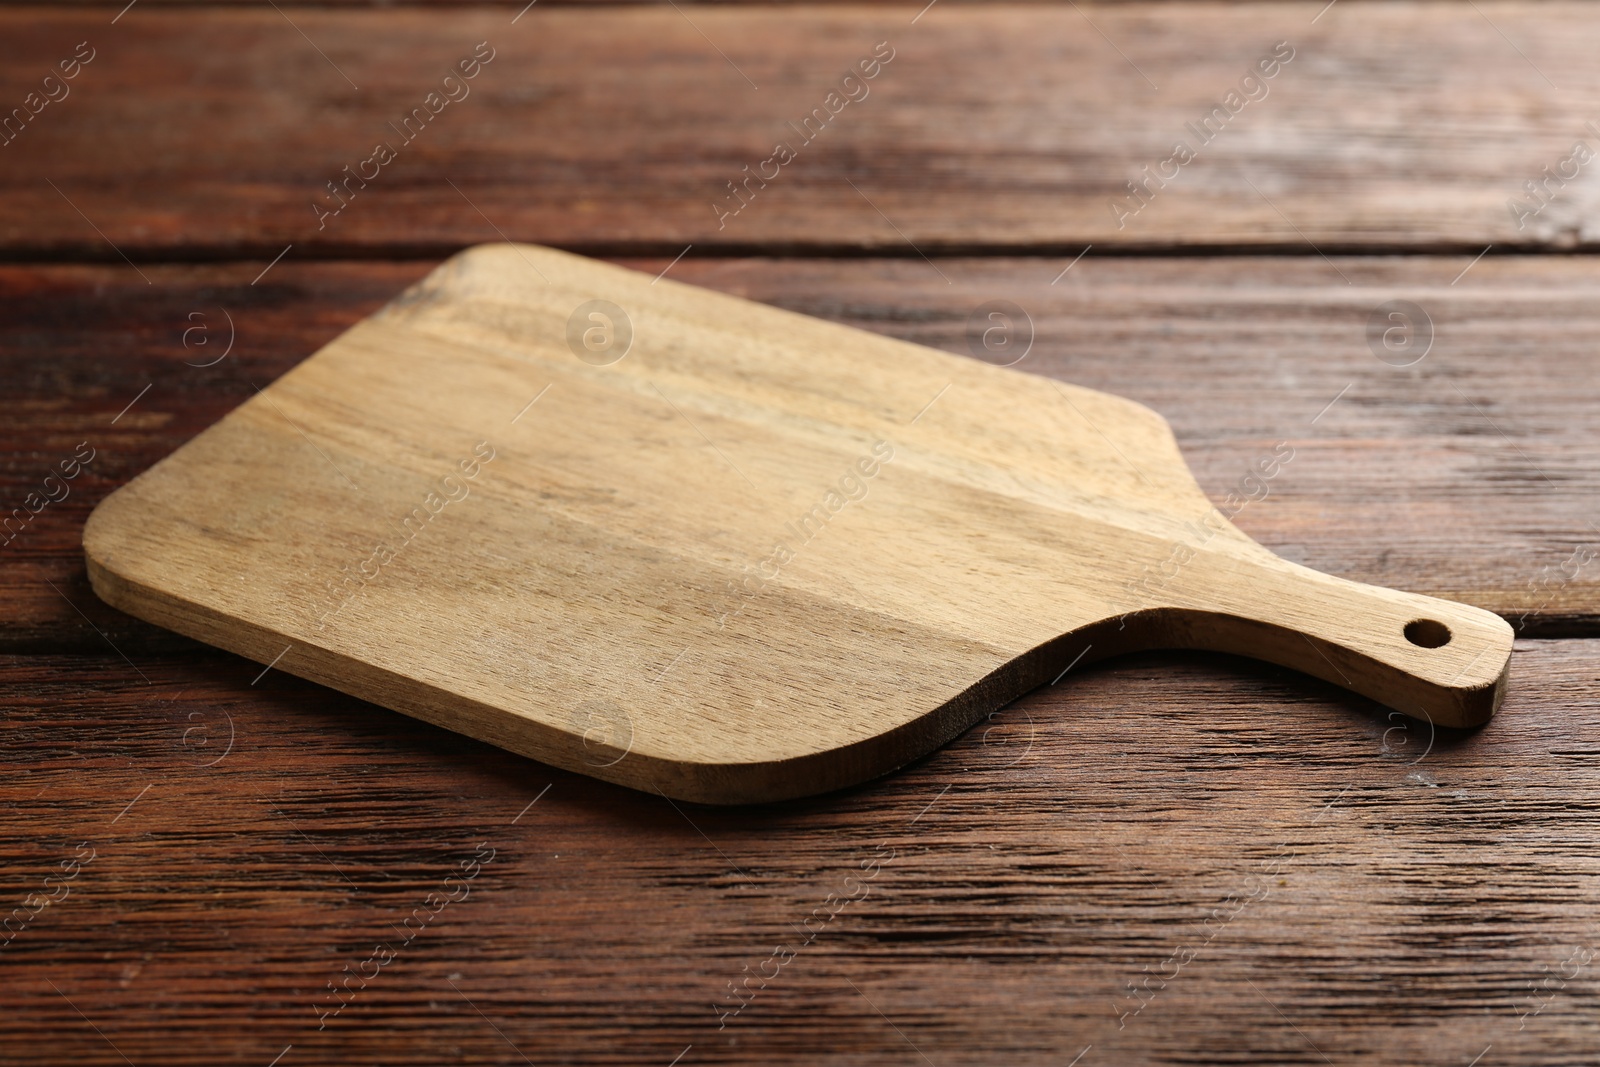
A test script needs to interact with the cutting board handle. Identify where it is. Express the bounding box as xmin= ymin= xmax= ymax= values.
xmin=1125 ymin=549 xmax=1514 ymax=729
